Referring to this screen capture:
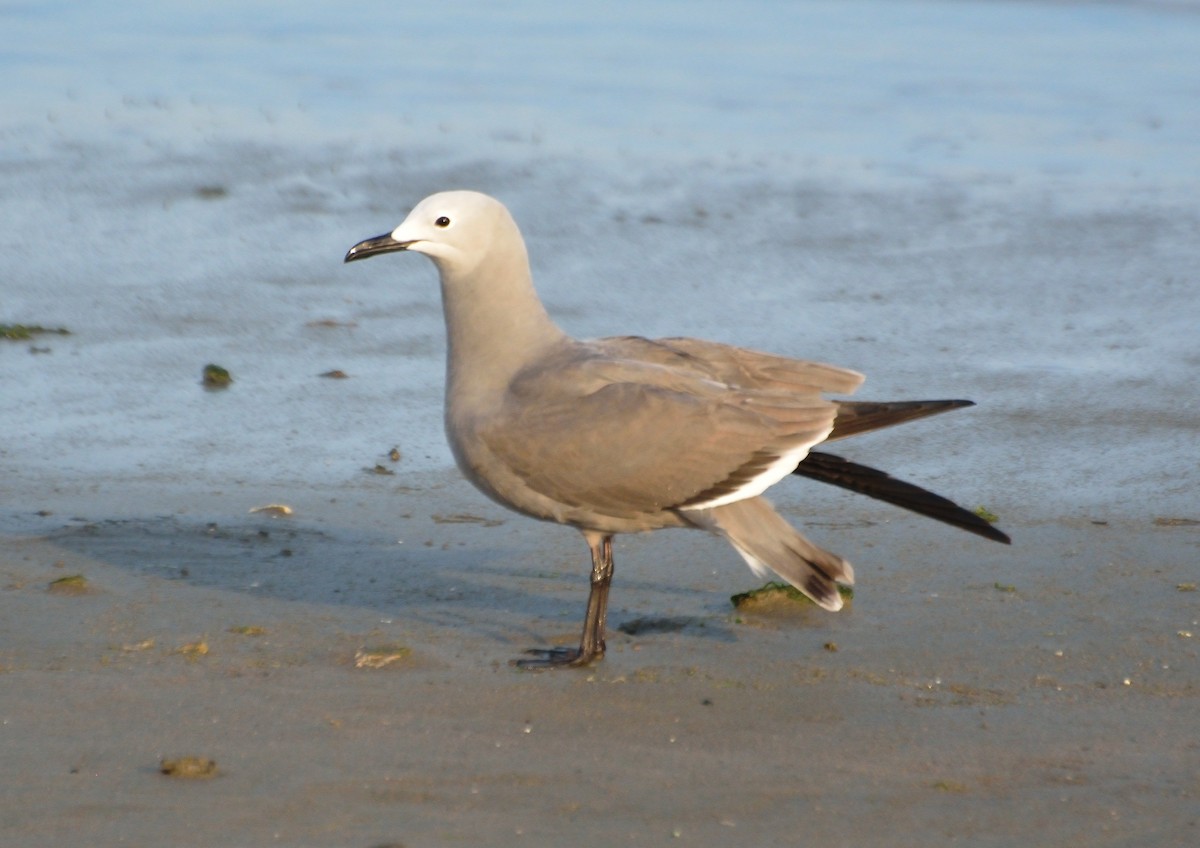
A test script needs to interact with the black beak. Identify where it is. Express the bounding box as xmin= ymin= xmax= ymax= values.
xmin=344 ymin=233 xmax=416 ymax=263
